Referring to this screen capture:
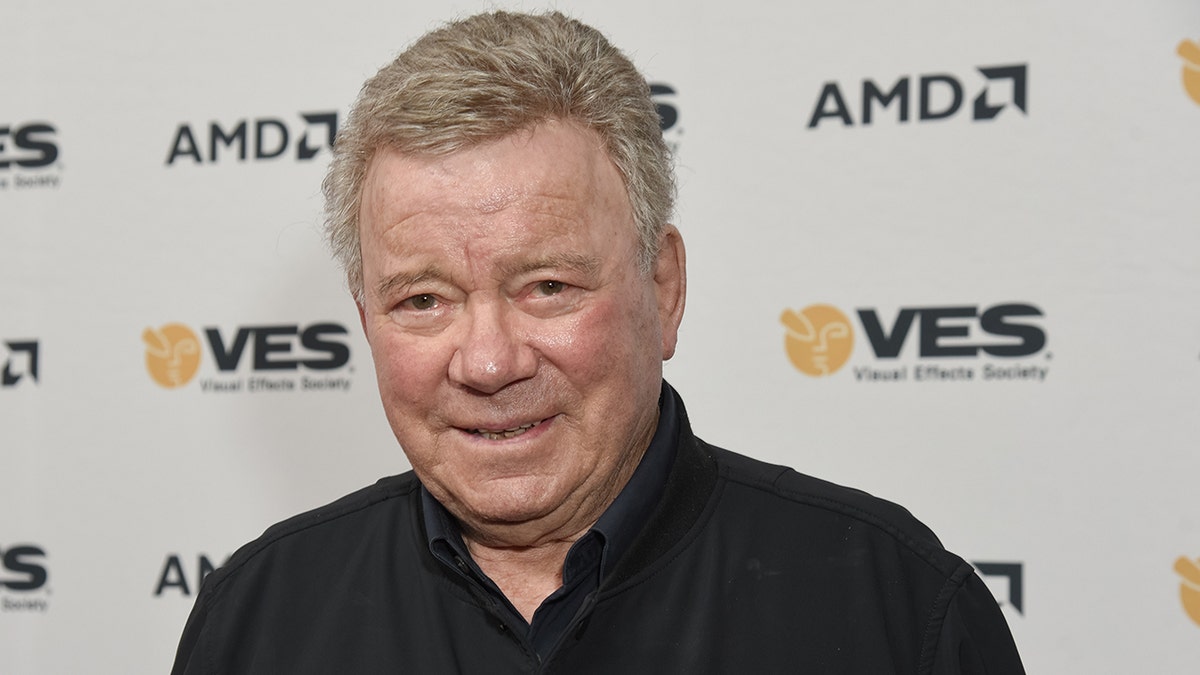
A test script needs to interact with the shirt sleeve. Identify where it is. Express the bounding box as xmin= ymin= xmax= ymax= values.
xmin=169 ymin=590 xmax=212 ymax=675
xmin=928 ymin=569 xmax=1026 ymax=675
